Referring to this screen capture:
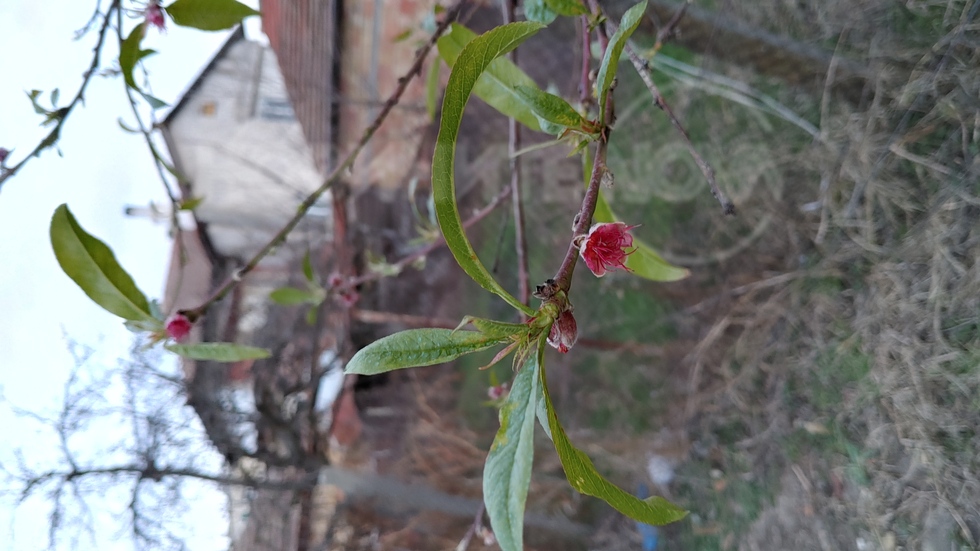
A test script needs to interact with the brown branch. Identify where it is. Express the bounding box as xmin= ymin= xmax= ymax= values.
xmin=503 ymin=0 xmax=530 ymax=314
xmin=0 ymin=0 xmax=122 ymax=191
xmin=182 ymin=0 xmax=465 ymax=321
xmin=349 ymin=183 xmax=512 ymax=287
xmin=625 ymin=43 xmax=734 ymax=215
